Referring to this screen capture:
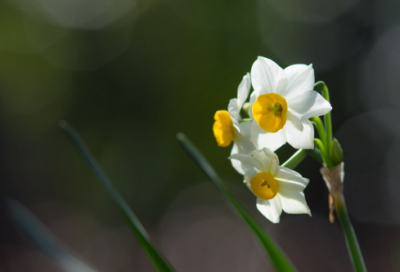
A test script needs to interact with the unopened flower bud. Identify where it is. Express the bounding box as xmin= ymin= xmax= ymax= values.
xmin=242 ymin=102 xmax=251 ymax=117
xmin=331 ymin=138 xmax=343 ymax=166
